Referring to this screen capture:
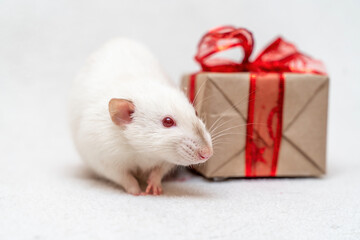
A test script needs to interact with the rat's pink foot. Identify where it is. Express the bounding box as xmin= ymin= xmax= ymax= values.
xmin=145 ymin=180 xmax=163 ymax=195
